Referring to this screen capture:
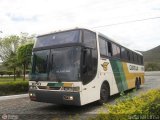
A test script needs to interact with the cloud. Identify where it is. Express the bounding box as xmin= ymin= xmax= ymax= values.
xmin=0 ymin=0 xmax=160 ymax=51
